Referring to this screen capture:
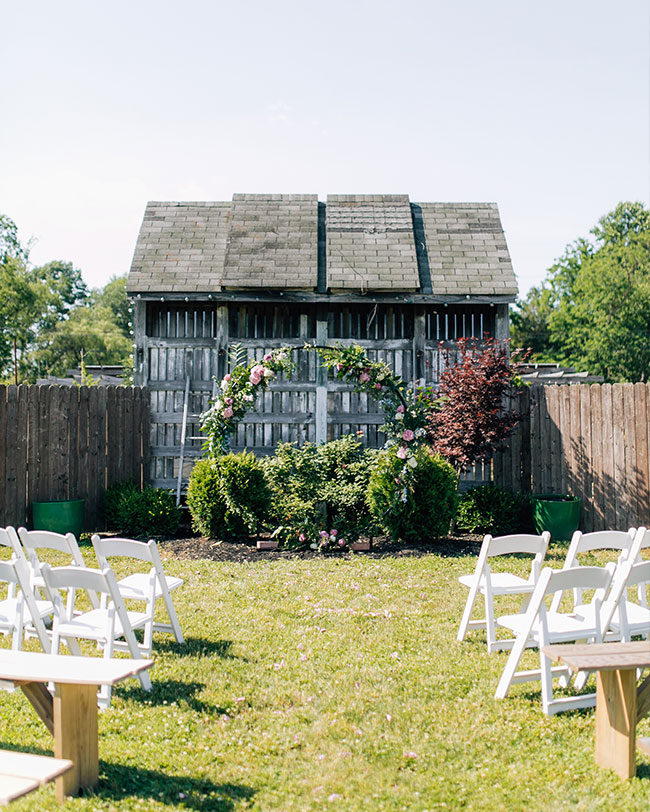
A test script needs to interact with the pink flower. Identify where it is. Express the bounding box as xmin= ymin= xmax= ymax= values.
xmin=402 ymin=429 xmax=415 ymax=442
xmin=330 ymin=529 xmax=338 ymax=536
xmin=359 ymin=372 xmax=370 ymax=383
xmin=375 ymin=382 xmax=382 ymax=390
xmin=222 ymin=374 xmax=231 ymax=384
xmin=225 ymin=397 xmax=233 ymax=405
xmin=263 ymin=353 xmax=273 ymax=362
xmin=336 ymin=362 xmax=344 ymax=371
xmin=396 ymin=446 xmax=408 ymax=459
xmin=249 ymin=364 xmax=265 ymax=385
xmin=298 ymin=533 xmax=306 ymax=543
xmin=223 ymin=406 xmax=233 ymax=419
xmin=396 ymin=404 xmax=405 ymax=414
xmin=338 ymin=539 xmax=345 ymax=547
